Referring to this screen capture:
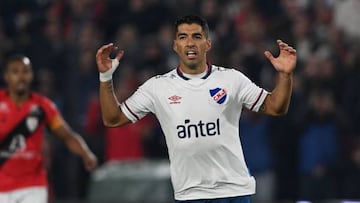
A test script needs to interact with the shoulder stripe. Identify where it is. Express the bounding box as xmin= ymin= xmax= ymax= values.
xmin=250 ymin=89 xmax=264 ymax=111
xmin=124 ymin=102 xmax=139 ymax=121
